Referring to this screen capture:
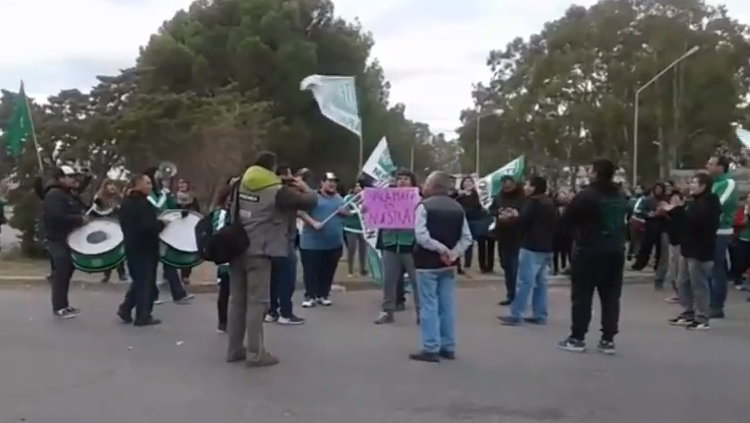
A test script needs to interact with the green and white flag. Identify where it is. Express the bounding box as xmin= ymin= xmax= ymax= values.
xmin=362 ymin=137 xmax=396 ymax=186
xmin=300 ymin=74 xmax=361 ymax=137
xmin=476 ymin=156 xmax=525 ymax=229
xmin=4 ymin=81 xmax=34 ymax=157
